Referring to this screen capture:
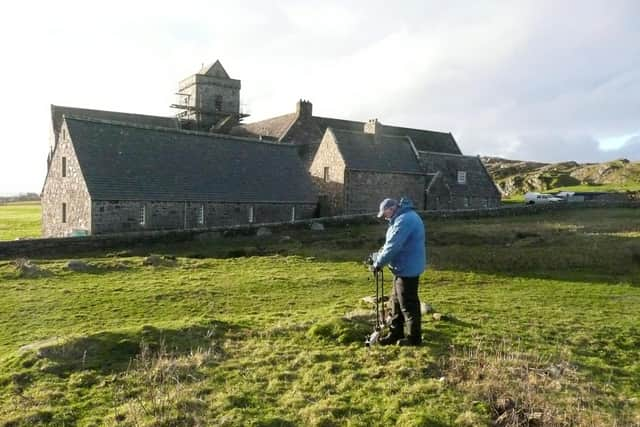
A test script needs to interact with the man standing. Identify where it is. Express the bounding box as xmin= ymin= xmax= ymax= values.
xmin=372 ymin=197 xmax=426 ymax=346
